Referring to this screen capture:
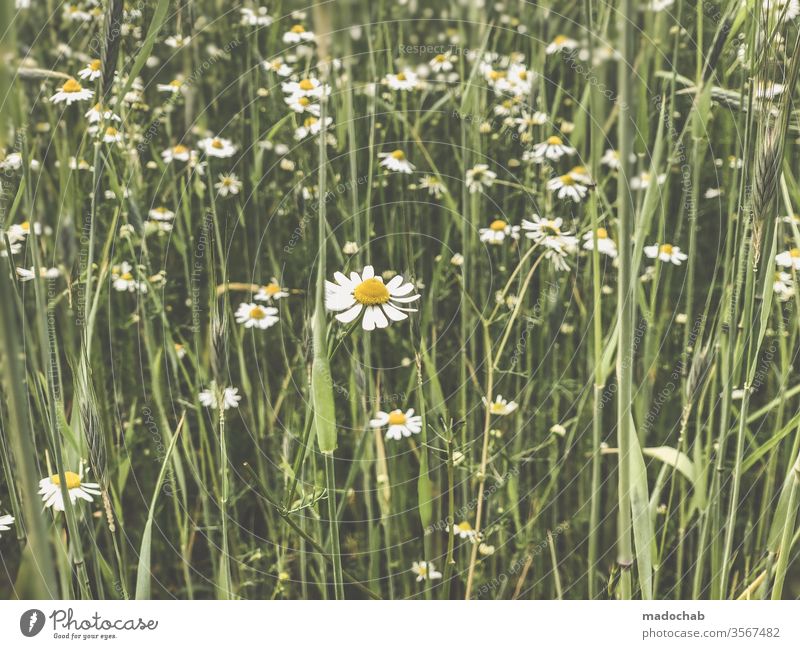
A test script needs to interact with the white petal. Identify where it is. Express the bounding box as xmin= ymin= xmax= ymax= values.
xmin=335 ymin=303 xmax=363 ymax=323
xmin=362 ymin=265 xmax=375 ymax=279
xmin=382 ymin=303 xmax=407 ymax=322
